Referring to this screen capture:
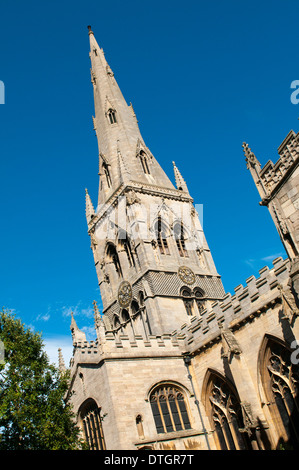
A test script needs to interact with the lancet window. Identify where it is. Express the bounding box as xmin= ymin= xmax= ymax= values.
xmin=102 ymin=161 xmax=112 ymax=188
xmin=181 ymin=287 xmax=206 ymax=316
xmin=194 ymin=288 xmax=205 ymax=314
xmin=150 ymin=385 xmax=191 ymax=434
xmin=107 ymin=108 xmax=117 ymax=124
xmin=79 ymin=399 xmax=106 ymax=450
xmin=173 ymin=223 xmax=188 ymax=257
xmin=155 ymin=217 xmax=170 ymax=255
xmin=106 ymin=243 xmax=123 ymax=278
xmin=181 ymin=288 xmax=194 ymax=316
xmin=139 ymin=150 xmax=150 ymax=174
